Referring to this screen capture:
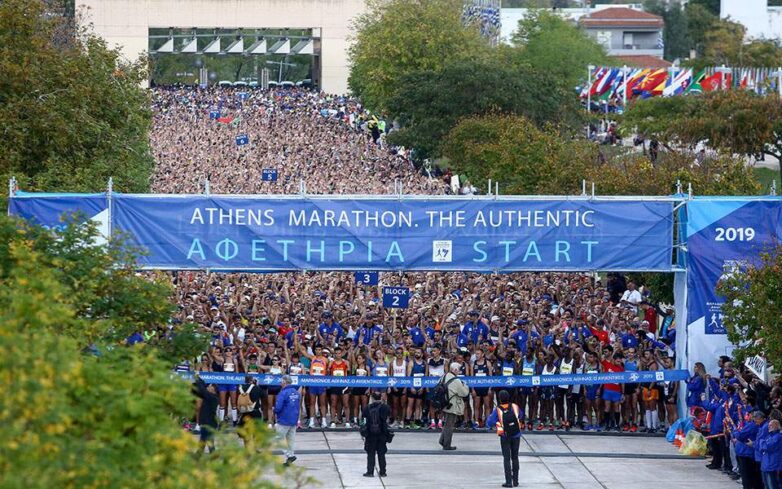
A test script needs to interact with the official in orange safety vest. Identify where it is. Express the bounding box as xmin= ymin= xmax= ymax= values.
xmin=487 ymin=389 xmax=522 ymax=488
